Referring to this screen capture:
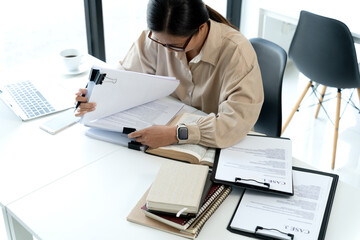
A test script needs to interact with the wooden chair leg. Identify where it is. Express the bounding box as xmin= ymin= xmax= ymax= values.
xmin=332 ymin=89 xmax=341 ymax=169
xmin=315 ymin=85 xmax=327 ymax=118
xmin=281 ymin=81 xmax=313 ymax=135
